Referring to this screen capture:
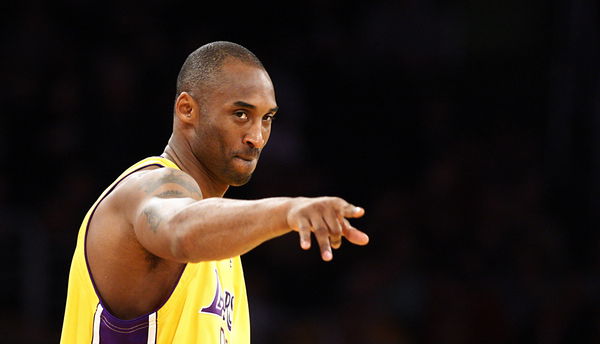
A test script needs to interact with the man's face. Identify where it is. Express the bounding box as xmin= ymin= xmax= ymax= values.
xmin=191 ymin=59 xmax=278 ymax=186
